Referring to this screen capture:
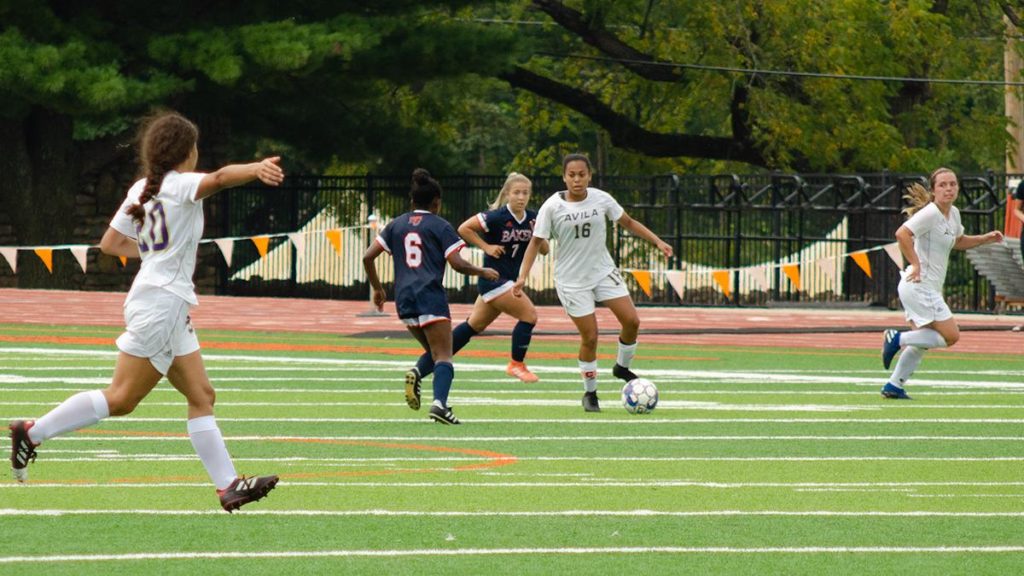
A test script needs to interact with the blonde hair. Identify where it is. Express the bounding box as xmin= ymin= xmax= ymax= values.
xmin=489 ymin=172 xmax=532 ymax=210
xmin=902 ymin=167 xmax=955 ymax=218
